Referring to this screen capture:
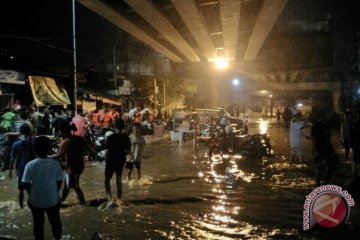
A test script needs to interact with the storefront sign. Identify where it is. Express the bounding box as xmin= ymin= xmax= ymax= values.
xmin=0 ymin=69 xmax=25 ymax=84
